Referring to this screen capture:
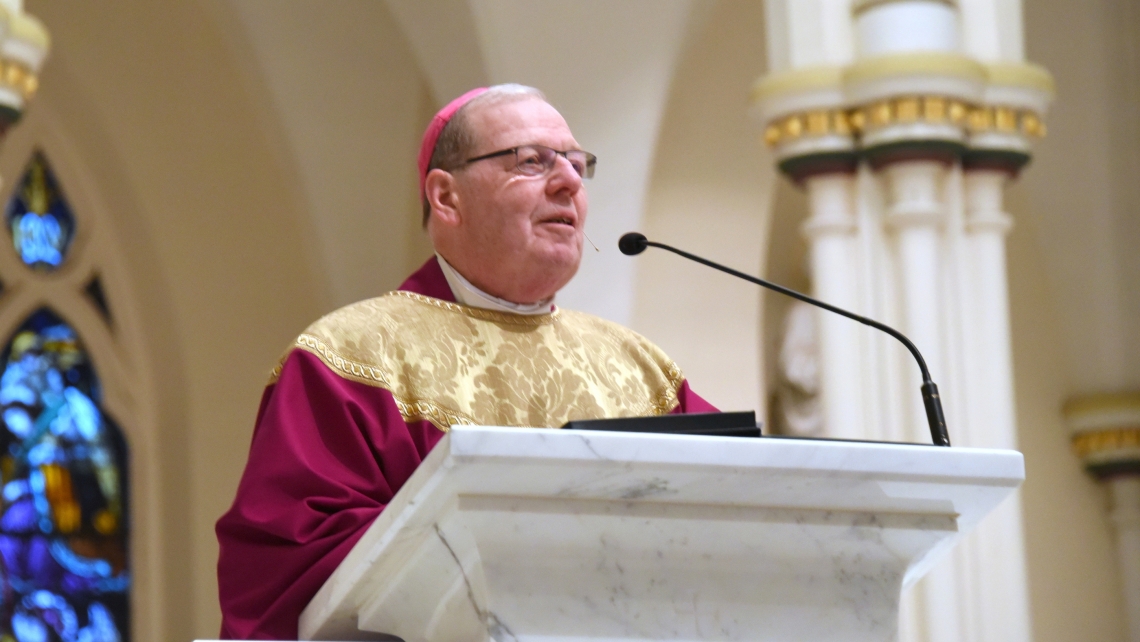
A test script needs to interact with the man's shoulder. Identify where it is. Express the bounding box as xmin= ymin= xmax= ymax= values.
xmin=268 ymin=292 xmax=452 ymax=382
